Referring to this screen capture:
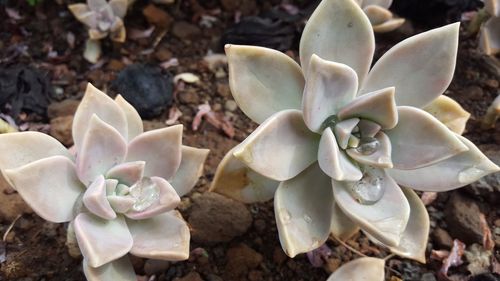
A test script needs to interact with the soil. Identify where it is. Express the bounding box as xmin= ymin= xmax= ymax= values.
xmin=0 ymin=0 xmax=499 ymax=281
